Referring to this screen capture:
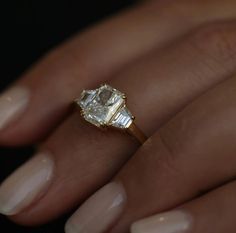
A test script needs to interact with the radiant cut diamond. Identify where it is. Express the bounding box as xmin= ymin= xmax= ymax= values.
xmin=76 ymin=84 xmax=133 ymax=129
